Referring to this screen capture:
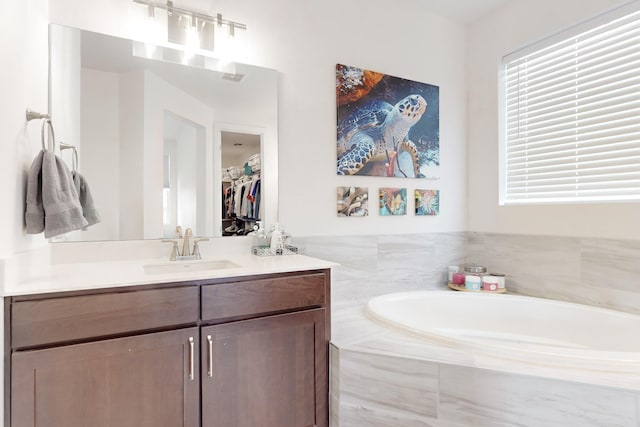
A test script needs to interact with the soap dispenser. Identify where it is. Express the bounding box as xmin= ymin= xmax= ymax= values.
xmin=270 ymin=223 xmax=283 ymax=250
